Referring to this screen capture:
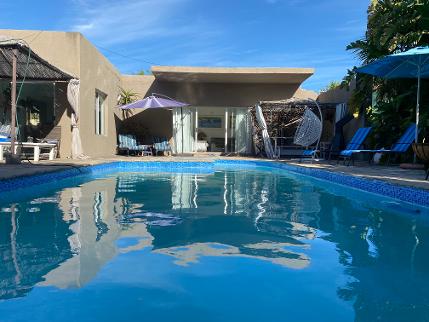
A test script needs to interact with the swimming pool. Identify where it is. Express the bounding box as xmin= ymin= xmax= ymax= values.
xmin=0 ymin=161 xmax=428 ymax=322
